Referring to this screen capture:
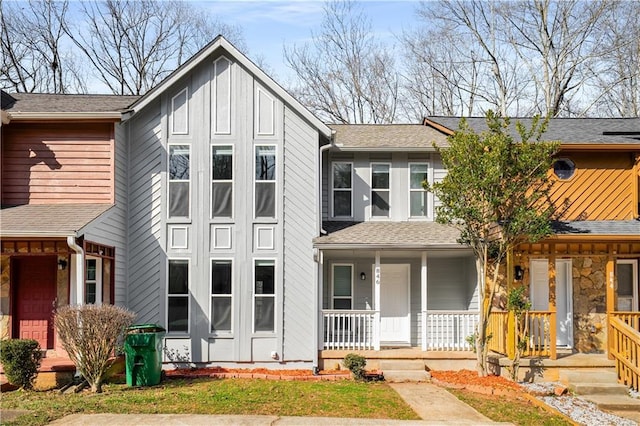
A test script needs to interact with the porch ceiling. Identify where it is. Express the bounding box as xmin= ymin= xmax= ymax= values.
xmin=314 ymin=221 xmax=464 ymax=249
xmin=0 ymin=203 xmax=112 ymax=237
